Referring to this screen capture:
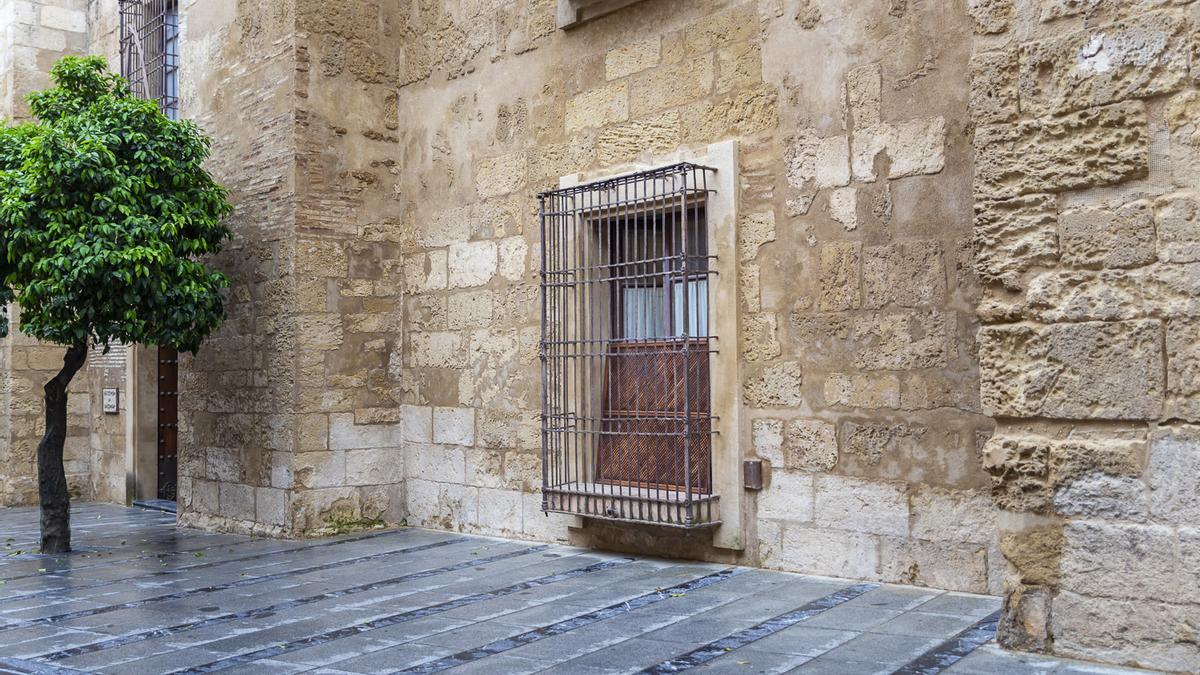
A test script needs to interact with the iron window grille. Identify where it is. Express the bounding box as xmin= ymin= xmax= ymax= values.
xmin=539 ymin=163 xmax=721 ymax=528
xmin=119 ymin=0 xmax=180 ymax=120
